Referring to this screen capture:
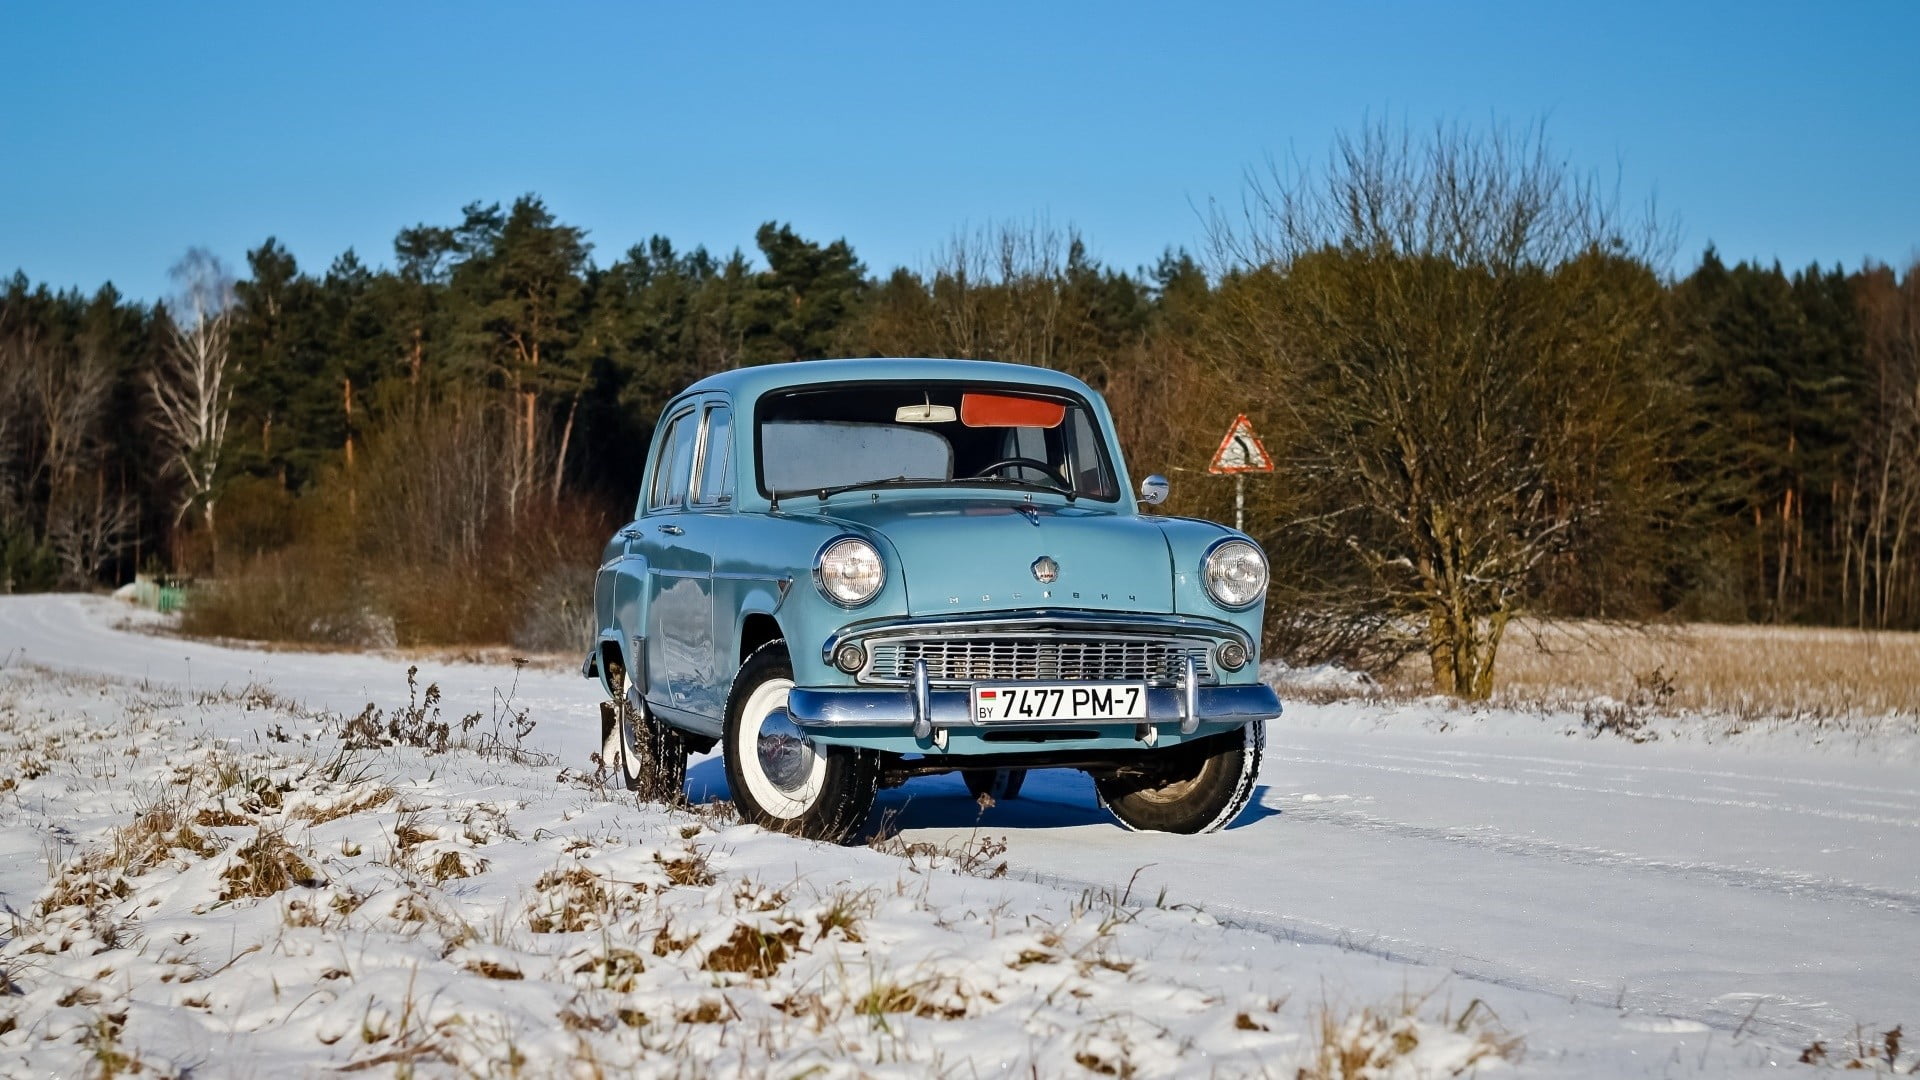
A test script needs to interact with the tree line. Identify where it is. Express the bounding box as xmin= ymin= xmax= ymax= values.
xmin=2 ymin=124 xmax=1916 ymax=691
